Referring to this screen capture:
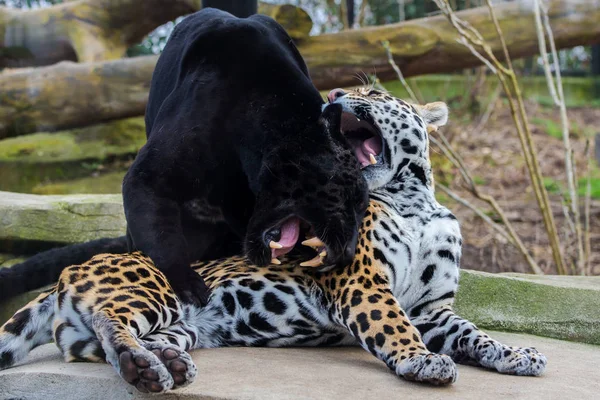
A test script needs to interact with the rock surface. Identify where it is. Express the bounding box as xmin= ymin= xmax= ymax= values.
xmin=0 ymin=331 xmax=597 ymax=400
xmin=0 ymin=191 xmax=125 ymax=250
xmin=0 ymin=118 xmax=144 ymax=193
xmin=1 ymin=193 xmax=599 ymax=344
xmin=455 ymin=270 xmax=600 ymax=345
